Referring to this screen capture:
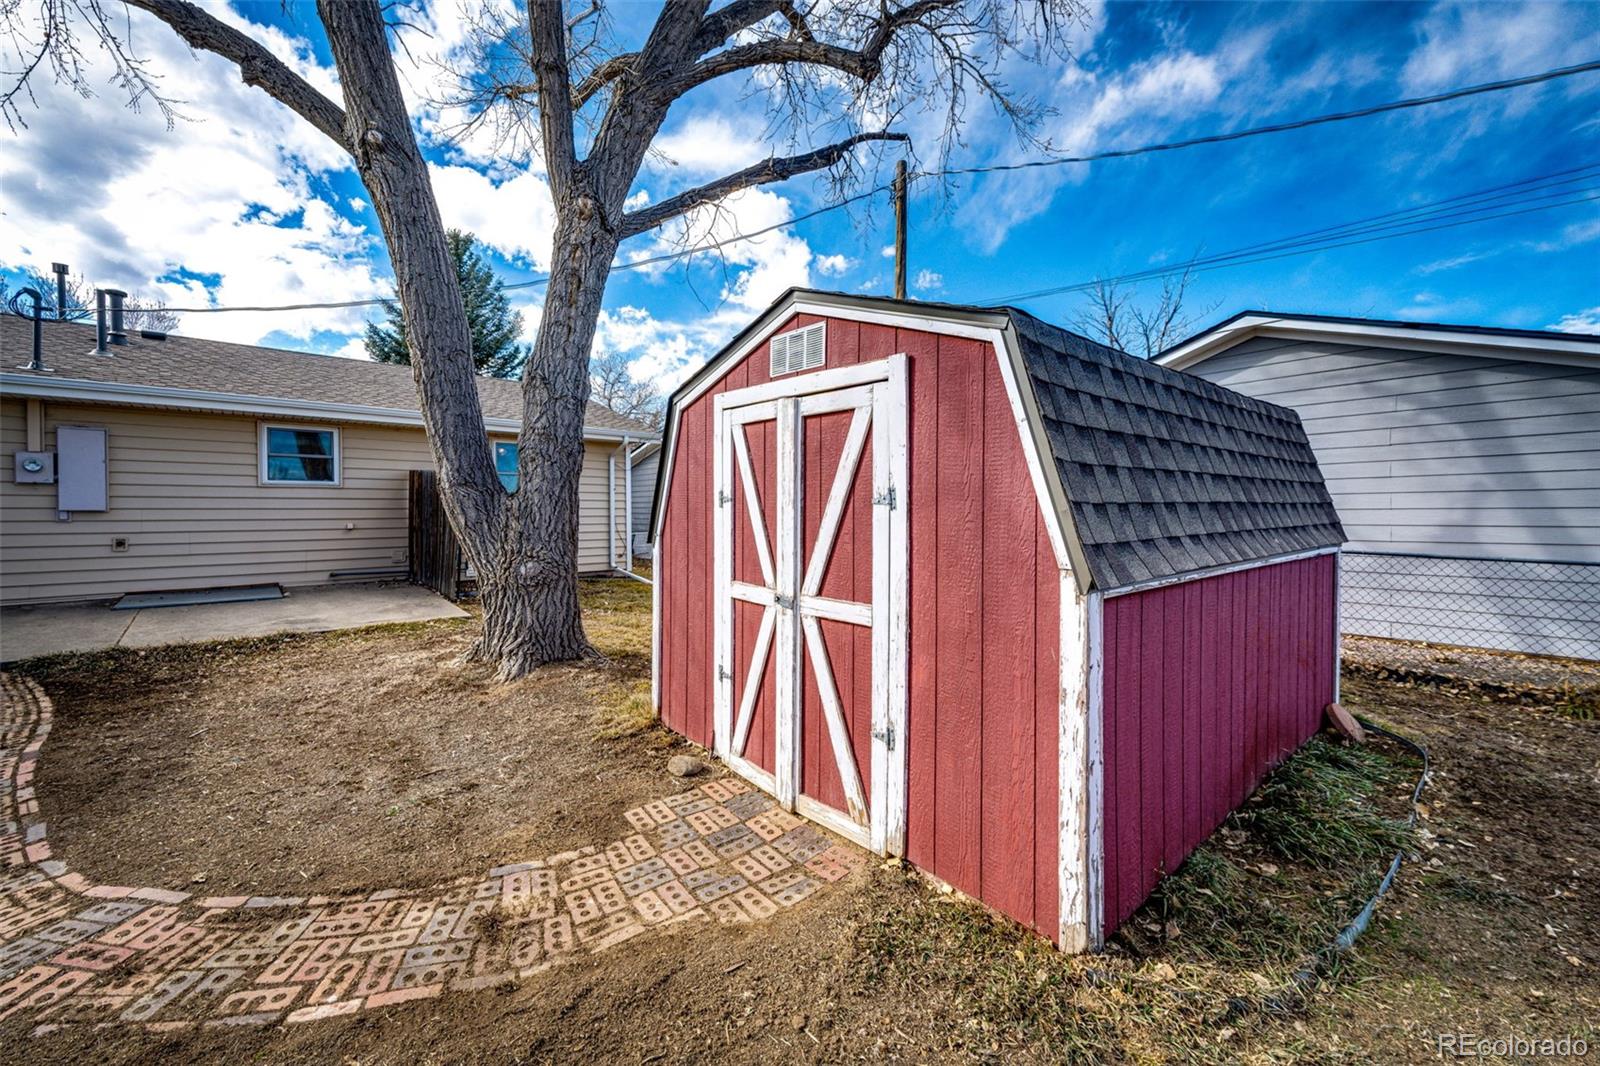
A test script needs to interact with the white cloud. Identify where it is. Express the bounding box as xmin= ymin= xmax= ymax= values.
xmin=815 ymin=254 xmax=854 ymax=276
xmin=649 ymin=112 xmax=772 ymax=178
xmin=1415 ymin=250 xmax=1496 ymax=275
xmin=1402 ymin=2 xmax=1594 ymax=95
xmin=1551 ymin=306 xmax=1600 ymax=333
xmin=1529 ymin=218 xmax=1600 ymax=254
xmin=649 ymin=187 xmax=816 ymax=315
xmin=0 ymin=3 xmax=388 ymax=346
xmin=956 ymin=44 xmax=1247 ymax=252
xmin=427 ymin=163 xmax=556 ymax=268
xmin=881 ymin=245 xmax=897 ymax=258
xmin=913 ymin=269 xmax=943 ymax=292
xmin=585 ymin=188 xmax=827 ymax=394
